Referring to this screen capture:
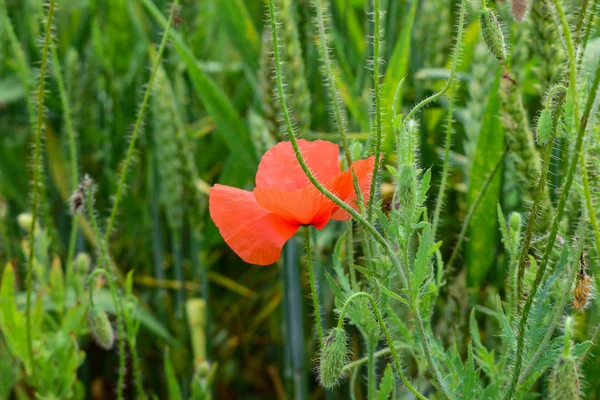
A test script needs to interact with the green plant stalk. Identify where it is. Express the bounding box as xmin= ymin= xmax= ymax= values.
xmin=577 ymin=0 xmax=598 ymax=69
xmin=367 ymin=337 xmax=376 ymax=400
xmin=86 ymin=191 xmax=127 ymax=400
xmin=347 ymin=221 xmax=357 ymax=290
xmin=432 ymin=84 xmax=456 ymax=240
xmin=503 ymin=1 xmax=598 ymax=396
xmin=304 ymin=227 xmax=324 ymax=343
xmin=25 ymin=0 xmax=57 ymax=380
xmin=104 ymin=0 xmax=180 ymax=242
xmin=50 ymin=41 xmax=80 ymax=288
xmin=579 ymin=155 xmax=600 ymax=264
xmin=367 ymin=0 xmax=383 ymax=223
xmin=337 ymin=292 xmax=427 ymax=400
xmin=518 ymin=220 xmax=587 ymax=386
xmin=267 ymin=0 xmax=406 ymax=285
xmin=313 ymin=0 xmax=352 ymax=166
xmin=342 ymin=345 xmax=405 ymax=372
xmin=402 ymin=0 xmax=466 ymax=124
xmin=447 ymin=149 xmax=507 ymax=271
xmin=515 ymin=137 xmax=555 ymax=307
